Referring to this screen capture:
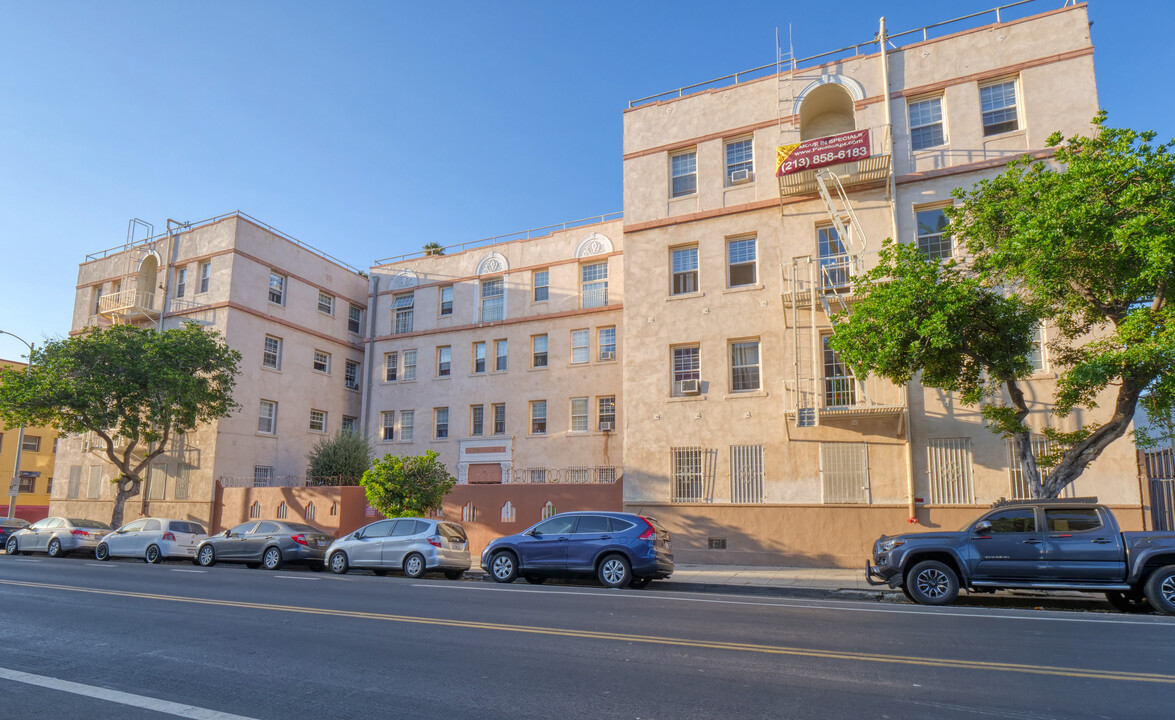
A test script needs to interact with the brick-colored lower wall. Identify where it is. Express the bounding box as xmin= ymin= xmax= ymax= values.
xmin=0 ymin=504 xmax=49 ymax=523
xmin=629 ymin=502 xmax=1149 ymax=568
